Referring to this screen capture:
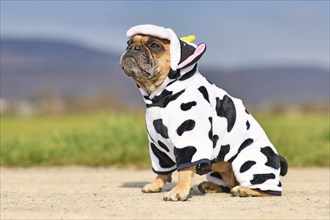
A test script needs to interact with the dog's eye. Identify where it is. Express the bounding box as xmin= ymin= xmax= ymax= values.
xmin=127 ymin=39 xmax=133 ymax=45
xmin=149 ymin=42 xmax=161 ymax=50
